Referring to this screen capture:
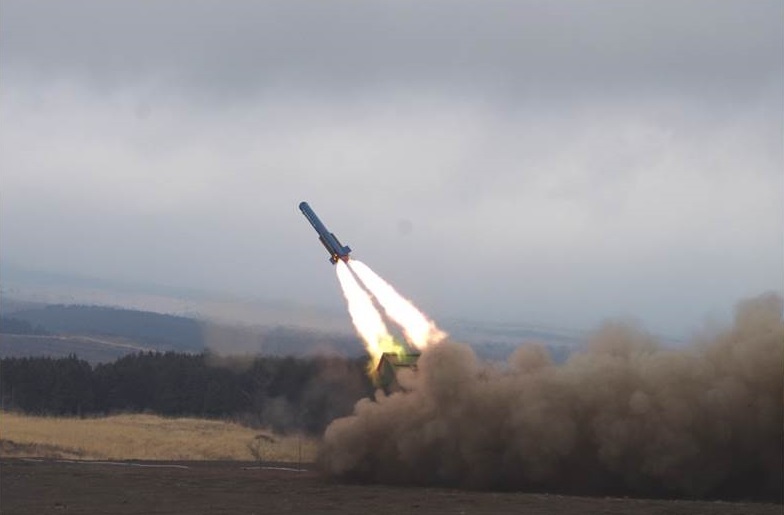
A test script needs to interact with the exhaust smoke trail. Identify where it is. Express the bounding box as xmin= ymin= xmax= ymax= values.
xmin=335 ymin=261 xmax=404 ymax=366
xmin=349 ymin=260 xmax=447 ymax=349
